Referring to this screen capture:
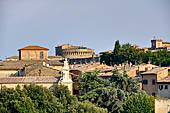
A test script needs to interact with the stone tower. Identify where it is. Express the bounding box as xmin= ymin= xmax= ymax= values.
xmin=151 ymin=39 xmax=163 ymax=49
